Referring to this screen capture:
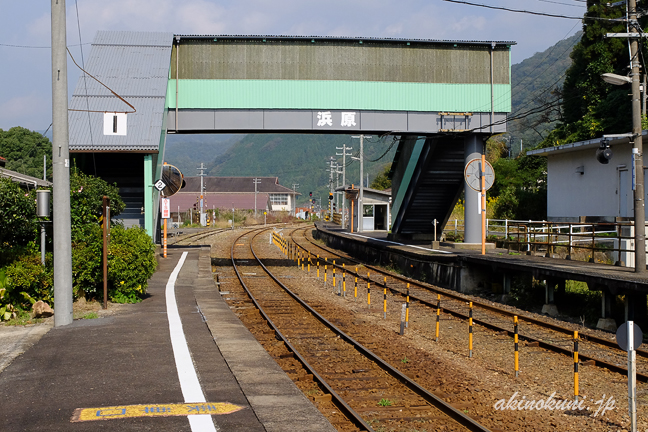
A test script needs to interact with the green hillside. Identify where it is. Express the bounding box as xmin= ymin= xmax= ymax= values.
xmin=507 ymin=32 xmax=582 ymax=154
xmin=163 ymin=134 xmax=242 ymax=177
xmin=207 ymin=134 xmax=397 ymax=207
